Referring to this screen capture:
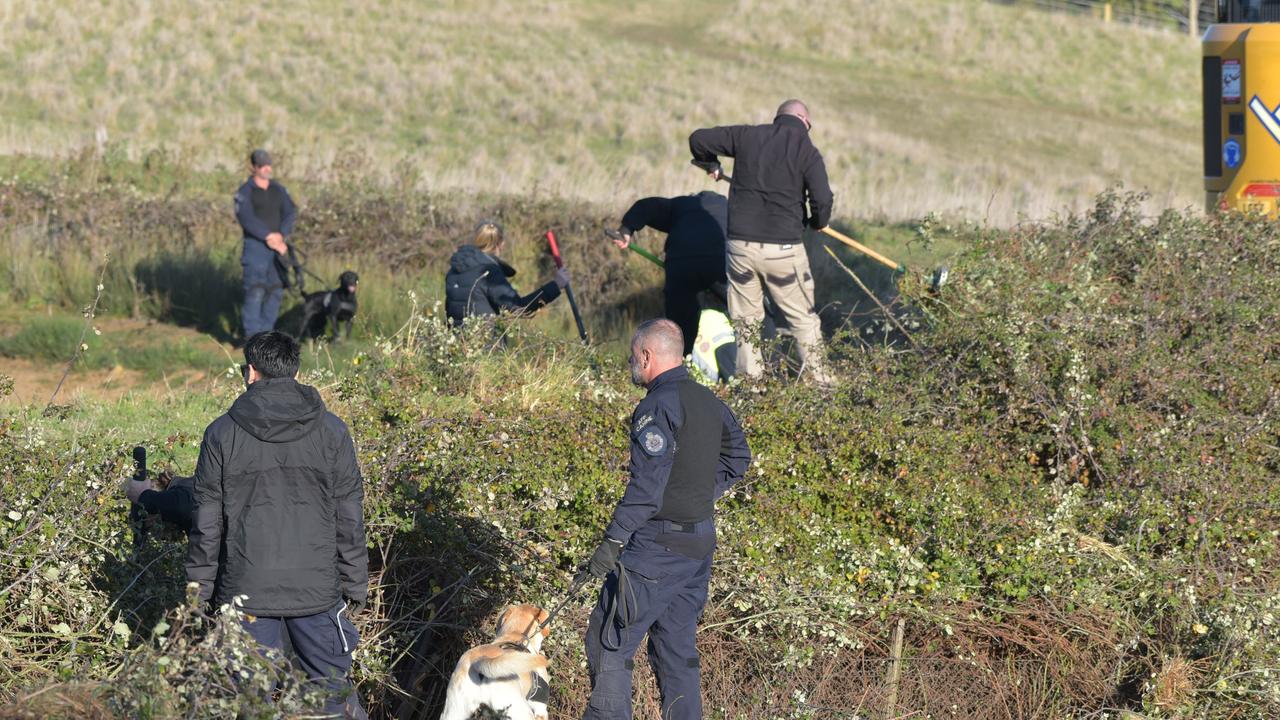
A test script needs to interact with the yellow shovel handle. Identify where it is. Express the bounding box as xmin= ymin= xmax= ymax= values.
xmin=820 ymin=226 xmax=904 ymax=273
